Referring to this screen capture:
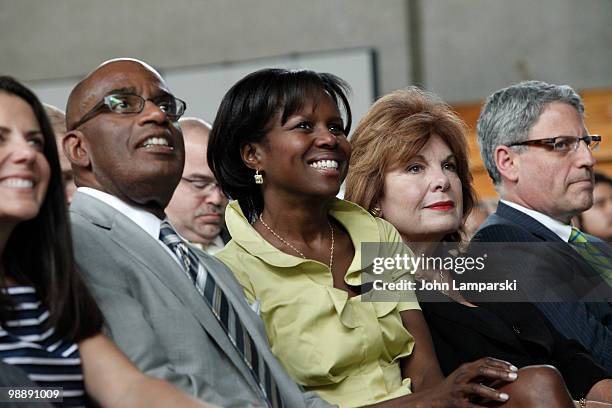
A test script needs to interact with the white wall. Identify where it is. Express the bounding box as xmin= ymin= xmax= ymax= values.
xmin=1 ymin=0 xmax=610 ymax=106
xmin=26 ymin=49 xmax=376 ymax=130
xmin=422 ymin=0 xmax=612 ymax=102
xmin=0 ymin=0 xmax=410 ymax=98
